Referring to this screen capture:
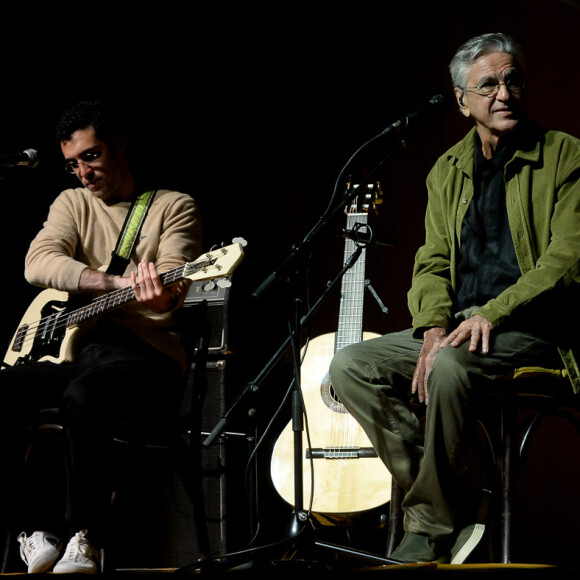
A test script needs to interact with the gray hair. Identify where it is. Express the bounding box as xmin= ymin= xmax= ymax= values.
xmin=449 ymin=32 xmax=525 ymax=89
